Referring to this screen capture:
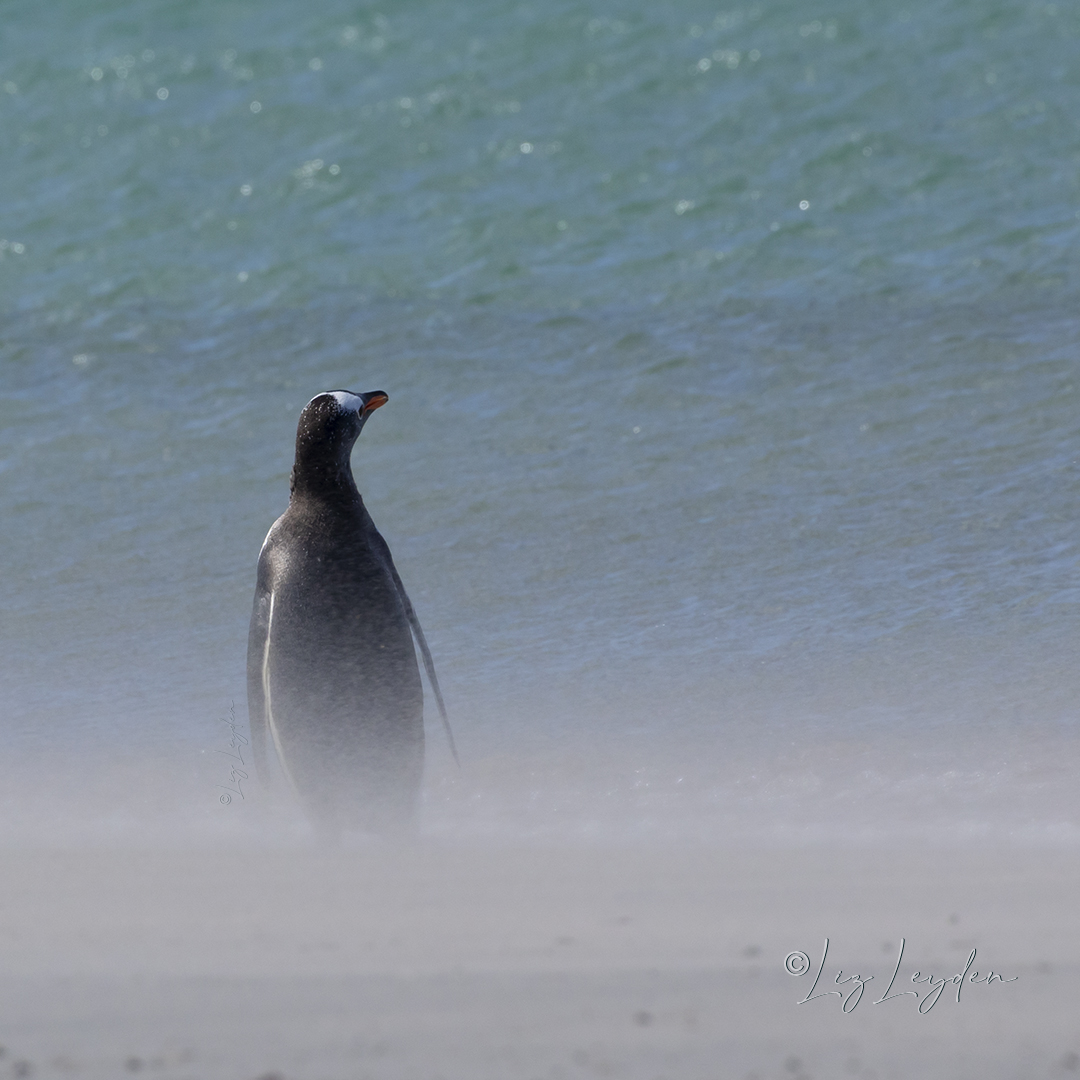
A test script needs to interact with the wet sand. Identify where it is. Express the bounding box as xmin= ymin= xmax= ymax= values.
xmin=0 ymin=842 xmax=1076 ymax=1078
